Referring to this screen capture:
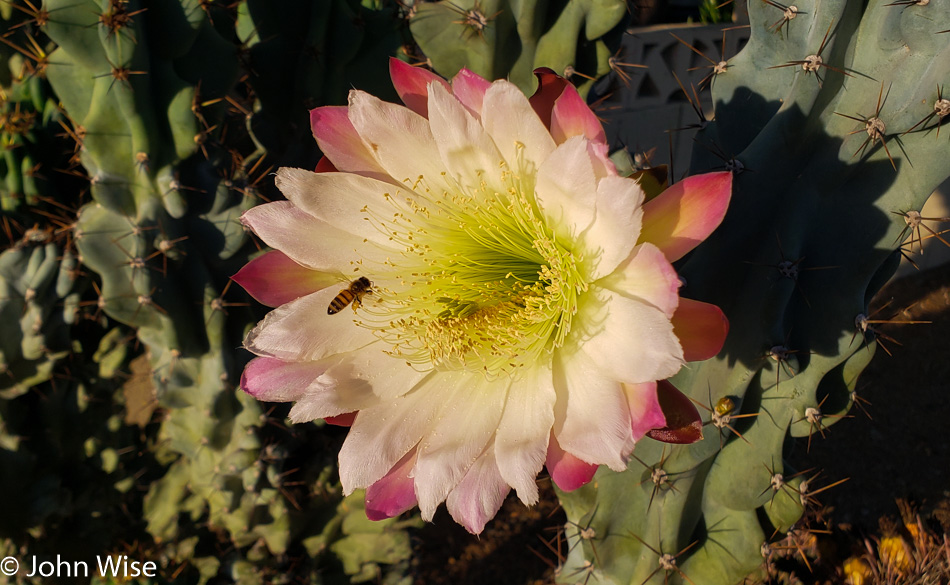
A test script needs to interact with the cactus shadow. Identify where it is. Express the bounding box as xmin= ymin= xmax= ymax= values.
xmin=678 ymin=90 xmax=902 ymax=368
